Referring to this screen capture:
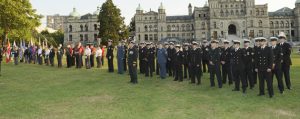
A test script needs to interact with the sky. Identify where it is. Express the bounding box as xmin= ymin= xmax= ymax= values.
xmin=31 ymin=0 xmax=296 ymax=26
